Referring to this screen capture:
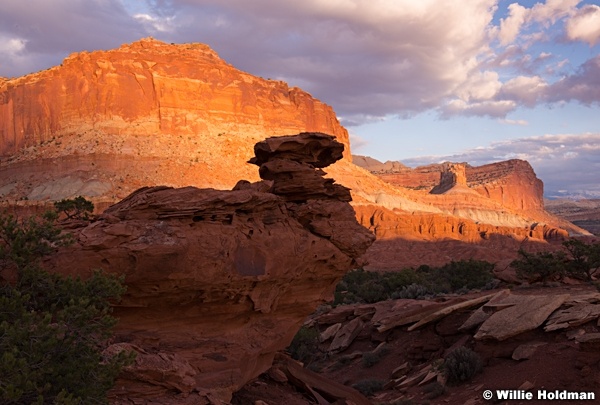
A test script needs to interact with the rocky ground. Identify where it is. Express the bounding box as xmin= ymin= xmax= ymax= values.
xmin=232 ymin=284 xmax=600 ymax=405
xmin=546 ymin=199 xmax=600 ymax=236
